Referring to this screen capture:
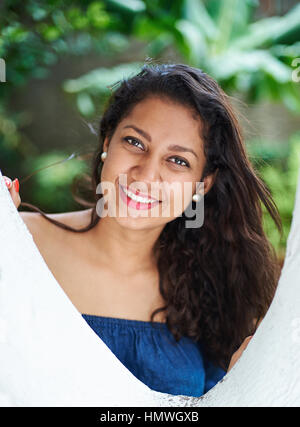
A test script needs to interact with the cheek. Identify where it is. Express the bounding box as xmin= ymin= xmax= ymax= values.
xmin=101 ymin=149 xmax=125 ymax=182
xmin=164 ymin=179 xmax=196 ymax=218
